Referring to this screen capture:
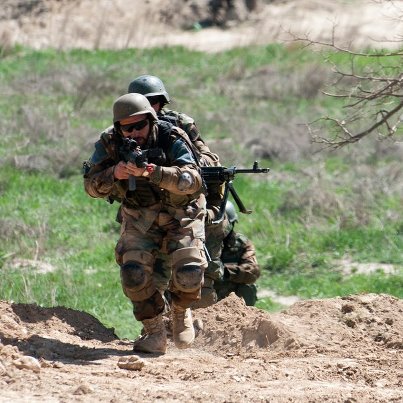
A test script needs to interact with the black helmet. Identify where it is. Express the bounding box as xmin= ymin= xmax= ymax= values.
xmin=128 ymin=75 xmax=170 ymax=105
xmin=225 ymin=201 xmax=238 ymax=224
xmin=113 ymin=93 xmax=158 ymax=123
